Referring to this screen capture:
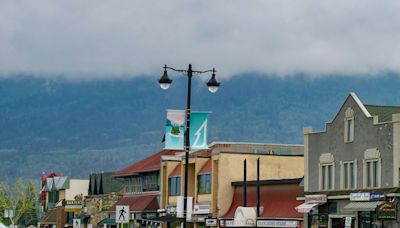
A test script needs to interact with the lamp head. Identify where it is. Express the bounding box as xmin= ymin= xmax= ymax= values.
xmin=206 ymin=68 xmax=220 ymax=93
xmin=158 ymin=65 xmax=172 ymax=90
